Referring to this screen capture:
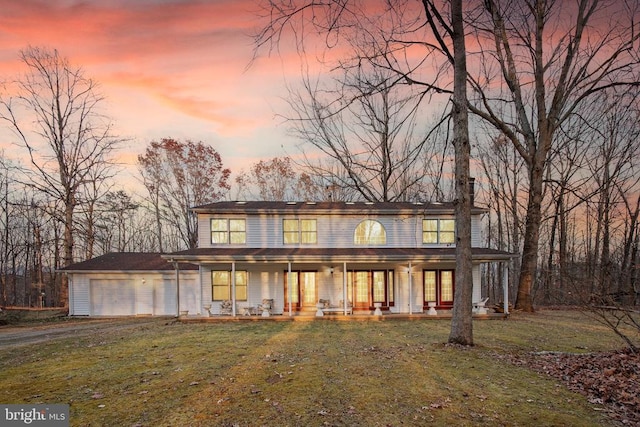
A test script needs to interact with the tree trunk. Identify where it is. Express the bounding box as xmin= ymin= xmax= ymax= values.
xmin=515 ymin=151 xmax=545 ymax=312
xmin=61 ymin=196 xmax=75 ymax=307
xmin=448 ymin=0 xmax=473 ymax=346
